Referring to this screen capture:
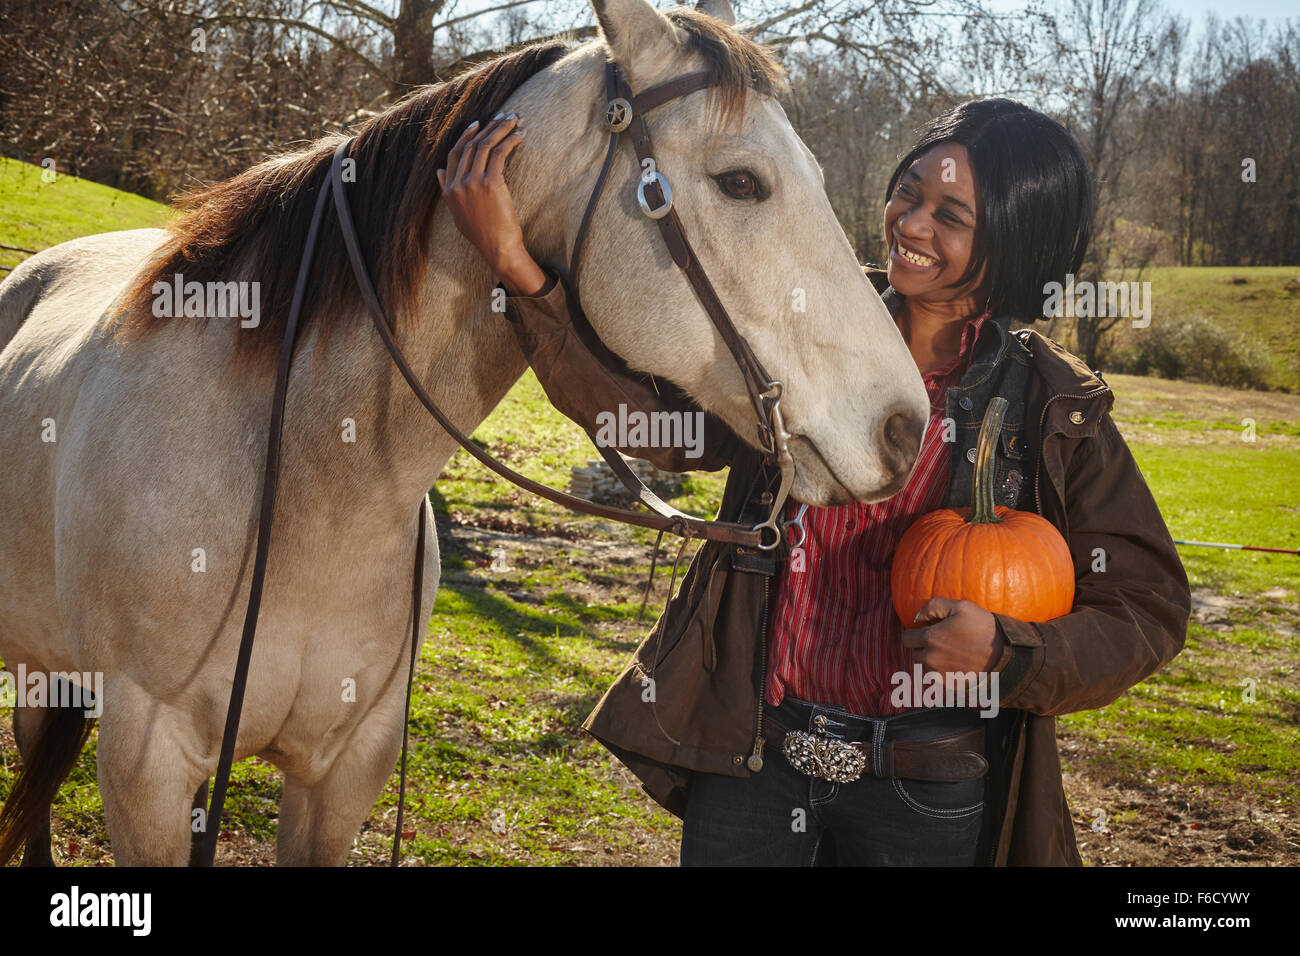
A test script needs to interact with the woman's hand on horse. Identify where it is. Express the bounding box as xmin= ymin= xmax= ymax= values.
xmin=438 ymin=114 xmax=548 ymax=297
xmin=901 ymin=597 xmax=1005 ymax=675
